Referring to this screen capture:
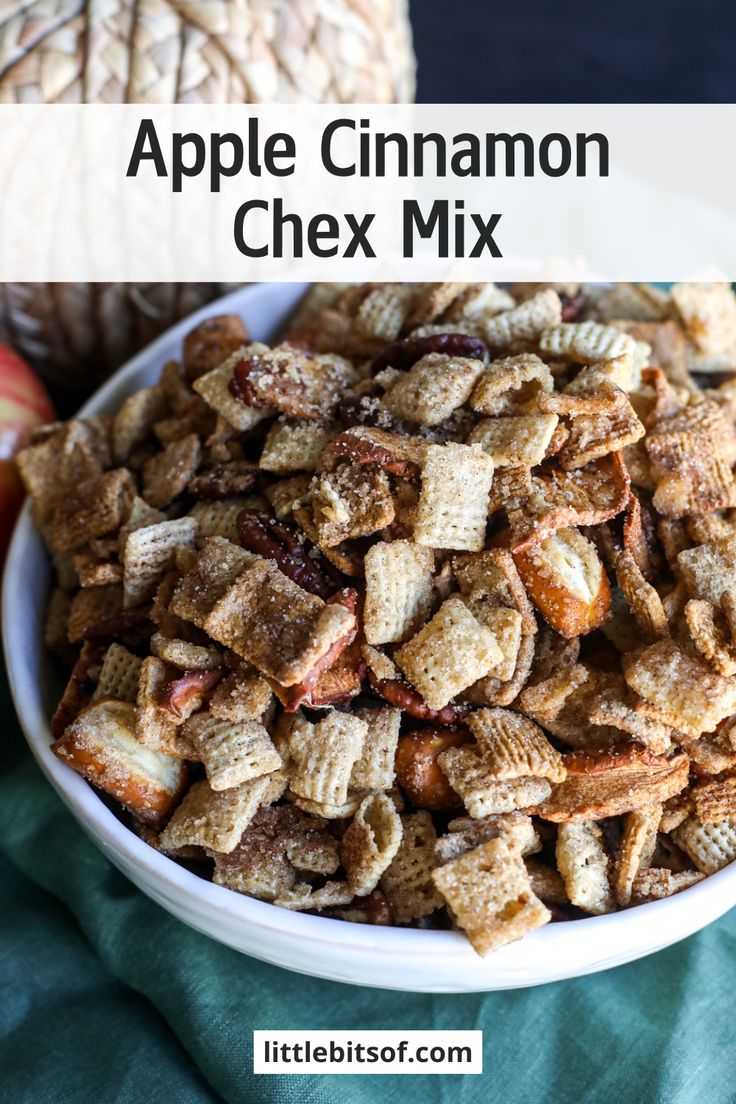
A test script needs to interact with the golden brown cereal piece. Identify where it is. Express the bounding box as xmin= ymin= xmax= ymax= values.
xmin=113 ymin=386 xmax=168 ymax=463
xmin=183 ymin=315 xmax=250 ymax=382
xmin=354 ymin=284 xmax=414 ymax=341
xmin=288 ymin=712 xmax=367 ymax=806
xmin=350 ymin=707 xmax=401 ymax=793
xmin=380 ymin=811 xmax=444 ymax=923
xmin=454 ymin=547 xmax=537 ymax=636
xmin=466 ymin=707 xmax=566 ymax=783
xmin=395 ymin=596 xmax=502 ymax=711
xmin=480 ymin=289 xmax=562 ymax=350
xmin=671 ymin=283 xmax=736 ymax=355
xmin=630 ymin=868 xmax=705 ymax=902
xmin=142 ymin=434 xmax=202 ymax=510
xmin=72 ymin=551 xmax=123 ymax=589
xmin=660 ymin=792 xmax=694 ymax=833
xmin=169 ymin=537 xmax=252 ymax=631
xmin=671 ymin=816 xmax=736 ymax=874
xmin=535 ymin=744 xmax=690 ymax=822
xmin=274 ymin=881 xmax=355 ymax=912
xmin=513 ymin=527 xmax=611 ymax=639
xmin=432 ymin=837 xmax=551 ymax=956
xmin=685 ymin=599 xmax=736 ymax=676
xmin=310 ymin=465 xmax=395 ymax=547
xmin=437 ymin=745 xmax=551 ymax=818
xmin=678 ymin=535 xmax=736 ymax=605
xmin=234 ymin=345 xmax=356 ymax=420
xmin=395 ymin=728 xmax=471 ymax=812
xmin=587 ymin=697 xmax=673 ymax=755
xmin=540 ymin=321 xmax=640 ymax=364
xmin=92 ymin=643 xmax=142 ymax=703
xmin=184 ymin=714 xmax=281 ymax=791
xmin=52 ymin=699 xmax=187 ymax=826
xmin=435 ymin=813 xmax=540 ymax=865
xmin=556 ymin=822 xmax=615 ymax=914
xmin=123 ymin=517 xmax=198 ymax=609
xmin=136 ymin=657 xmax=195 ymax=758
xmin=204 ymin=559 xmax=355 ymax=686
xmin=404 ymin=282 xmax=469 ymax=329
xmin=208 ymin=664 xmax=273 ymax=722
xmin=611 ymin=319 xmax=689 ymax=389
xmin=692 ymin=776 xmax=736 ymax=824
xmin=341 ymin=794 xmax=403 ymax=895
xmin=413 ymin=443 xmax=495 ymax=553
xmin=149 ymin=633 xmax=222 ymax=672
xmin=288 ymin=792 xmax=364 ymax=821
xmin=443 ymin=283 xmax=516 ymax=322
xmin=554 ymin=385 xmax=645 ymax=471
xmin=466 ymin=607 xmax=523 ymax=683
xmin=17 ymin=420 xmax=110 ymax=521
xmin=622 ymin=639 xmax=736 ymax=738
xmin=507 ymin=453 xmax=631 ymax=552
xmin=361 ymin=644 xmax=398 ymax=683
xmin=470 ymin=354 xmax=553 ymax=416
xmin=51 ymin=469 xmax=134 ymax=554
xmin=192 ymin=347 xmax=271 ymax=431
xmin=588 ymin=283 xmax=670 ymax=323
xmin=613 ymin=805 xmax=661 ymax=906
xmin=466 ymin=630 xmax=536 ymax=709
xmin=67 ymin=584 xmax=125 ymax=644
xmin=259 ymin=418 xmax=338 ymax=475
xmin=363 ymin=540 xmax=434 ymax=645
xmin=518 ymin=662 xmax=591 ymax=730
xmin=468 ymin=413 xmax=559 ymax=468
xmin=382 ymin=353 xmax=484 ymax=426
xmin=616 ymin=549 xmax=668 ymax=640
xmin=265 ymin=475 xmax=312 ymax=521
xmin=161 ymin=773 xmax=286 ymax=854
